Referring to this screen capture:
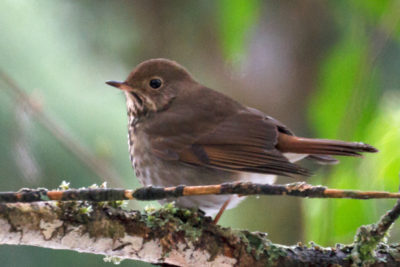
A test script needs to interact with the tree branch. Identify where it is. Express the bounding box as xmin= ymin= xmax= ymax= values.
xmin=1 ymin=199 xmax=400 ymax=266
